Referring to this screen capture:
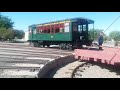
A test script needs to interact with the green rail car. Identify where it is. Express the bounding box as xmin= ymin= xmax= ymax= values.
xmin=28 ymin=17 xmax=94 ymax=50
